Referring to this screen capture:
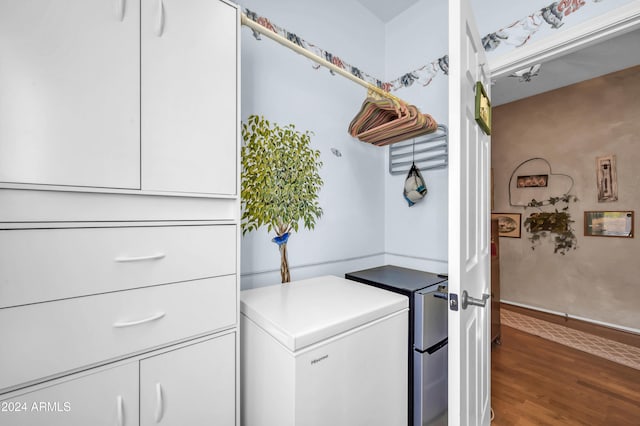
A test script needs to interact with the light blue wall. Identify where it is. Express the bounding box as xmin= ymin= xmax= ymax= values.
xmin=238 ymin=0 xmax=453 ymax=288
xmin=383 ymin=0 xmax=449 ymax=274
xmin=238 ymin=0 xmax=389 ymax=288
